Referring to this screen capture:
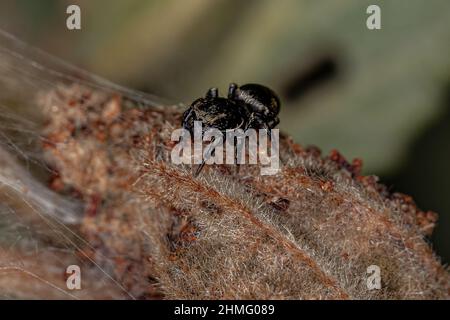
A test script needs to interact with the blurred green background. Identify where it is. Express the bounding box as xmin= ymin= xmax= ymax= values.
xmin=0 ymin=0 xmax=449 ymax=264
